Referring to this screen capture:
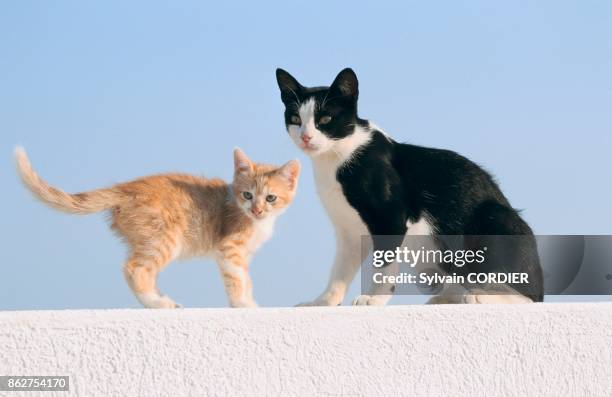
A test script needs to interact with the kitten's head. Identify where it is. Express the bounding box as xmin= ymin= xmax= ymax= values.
xmin=232 ymin=148 xmax=300 ymax=221
xmin=275 ymin=68 xmax=364 ymax=157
